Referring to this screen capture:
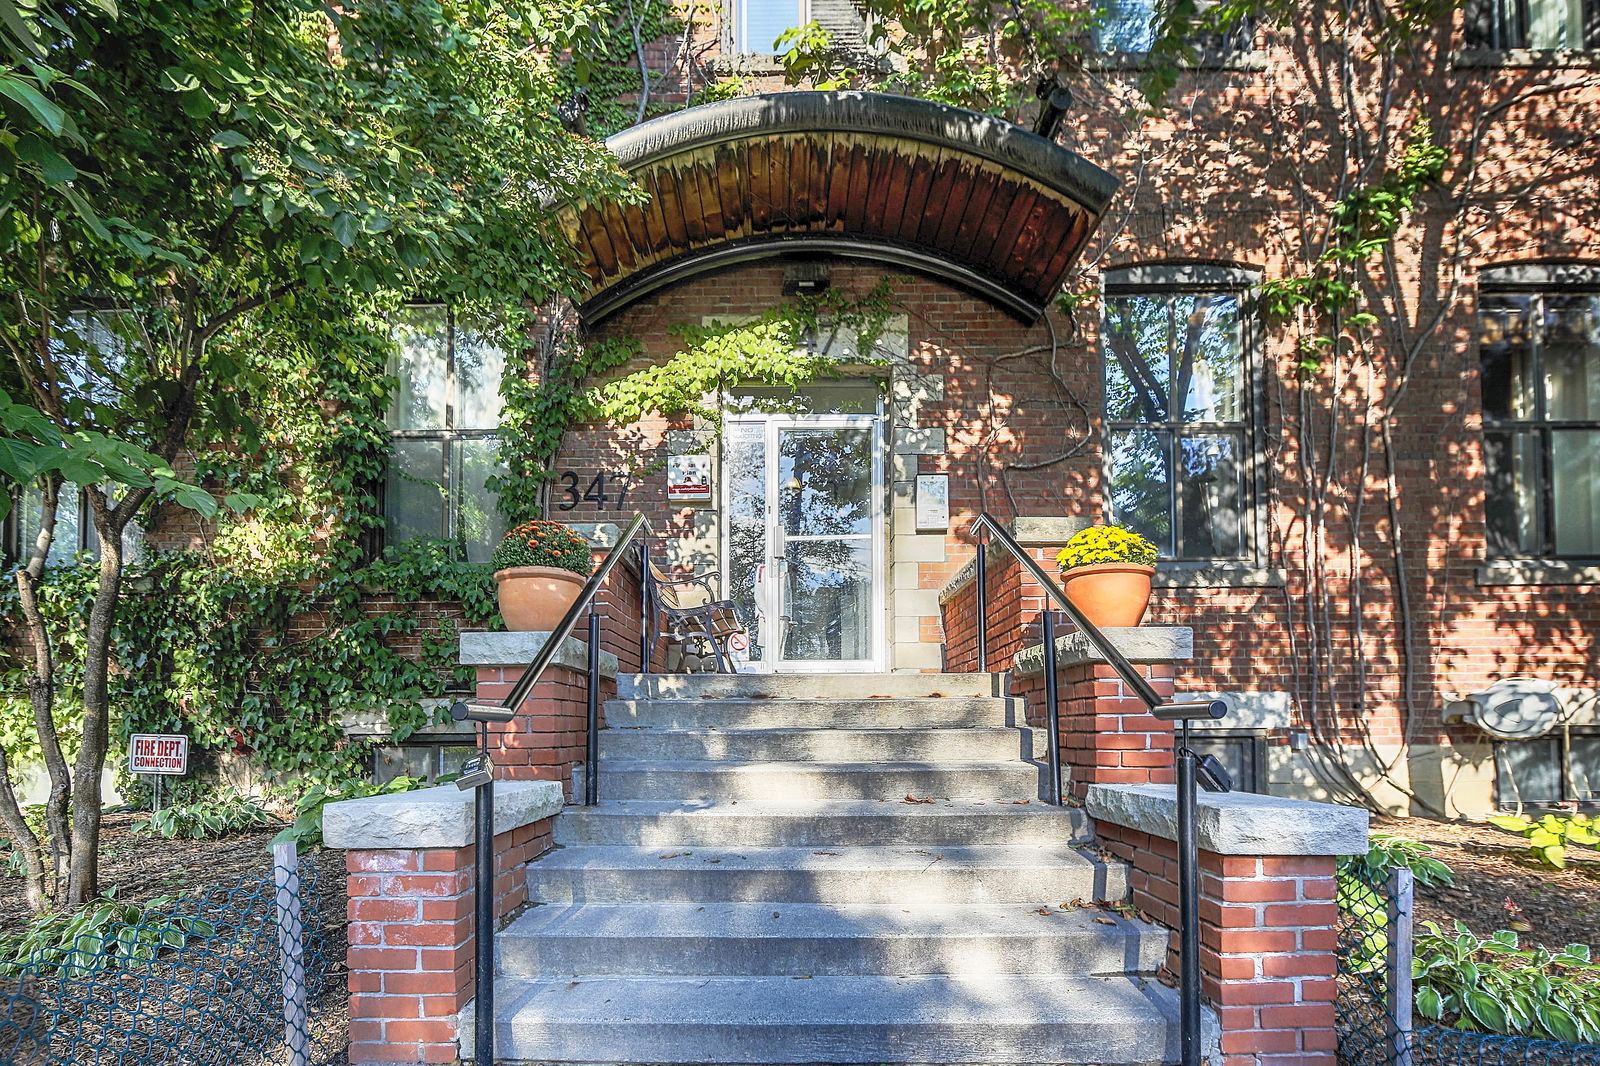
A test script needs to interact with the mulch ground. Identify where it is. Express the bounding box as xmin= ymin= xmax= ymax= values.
xmin=1 ymin=814 xmax=349 ymax=1066
xmin=1376 ymin=816 xmax=1600 ymax=951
